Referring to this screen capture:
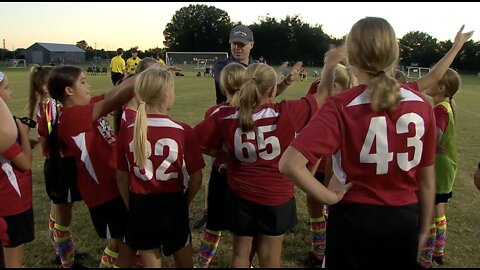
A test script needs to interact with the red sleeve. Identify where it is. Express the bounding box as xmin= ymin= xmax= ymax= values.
xmin=2 ymin=142 xmax=22 ymax=160
xmin=91 ymin=94 xmax=105 ymax=104
xmin=402 ymin=82 xmax=419 ymax=92
xmin=194 ymin=113 xmax=221 ymax=152
xmin=183 ymin=125 xmax=206 ymax=174
xmin=306 ymin=79 xmax=321 ymax=96
xmin=290 ymin=99 xmax=342 ymax=165
xmin=433 ymin=105 xmax=449 ymax=133
xmin=284 ymin=95 xmax=318 ymax=132
xmin=420 ymin=107 xmax=437 ymax=167
xmin=115 ymin=128 xmax=129 ymax=172
xmin=62 ymin=104 xmax=95 ymax=135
